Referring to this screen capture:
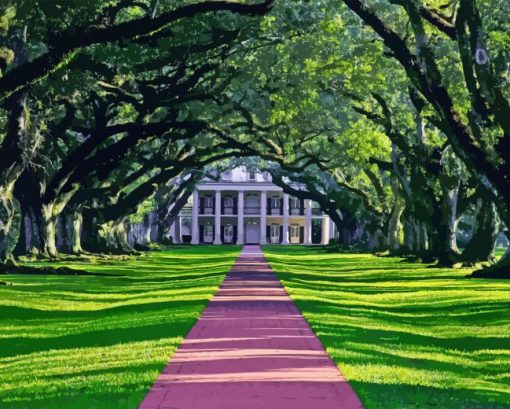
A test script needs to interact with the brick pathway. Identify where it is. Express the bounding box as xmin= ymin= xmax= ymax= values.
xmin=138 ymin=245 xmax=363 ymax=409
